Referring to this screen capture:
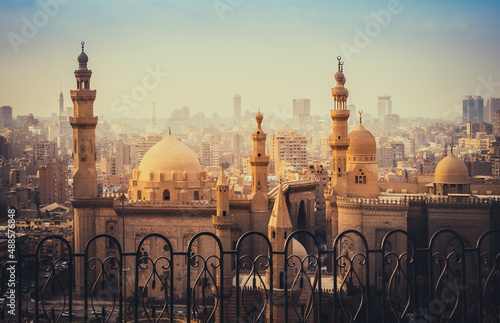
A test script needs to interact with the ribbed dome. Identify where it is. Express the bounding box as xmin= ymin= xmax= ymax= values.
xmin=435 ymin=153 xmax=469 ymax=183
xmin=138 ymin=135 xmax=202 ymax=182
xmin=347 ymin=123 xmax=376 ymax=155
